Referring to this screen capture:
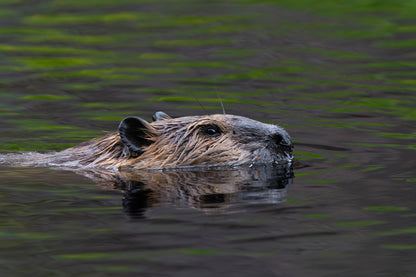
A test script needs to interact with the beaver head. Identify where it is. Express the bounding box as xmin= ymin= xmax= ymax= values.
xmin=116 ymin=111 xmax=293 ymax=169
xmin=53 ymin=111 xmax=293 ymax=170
